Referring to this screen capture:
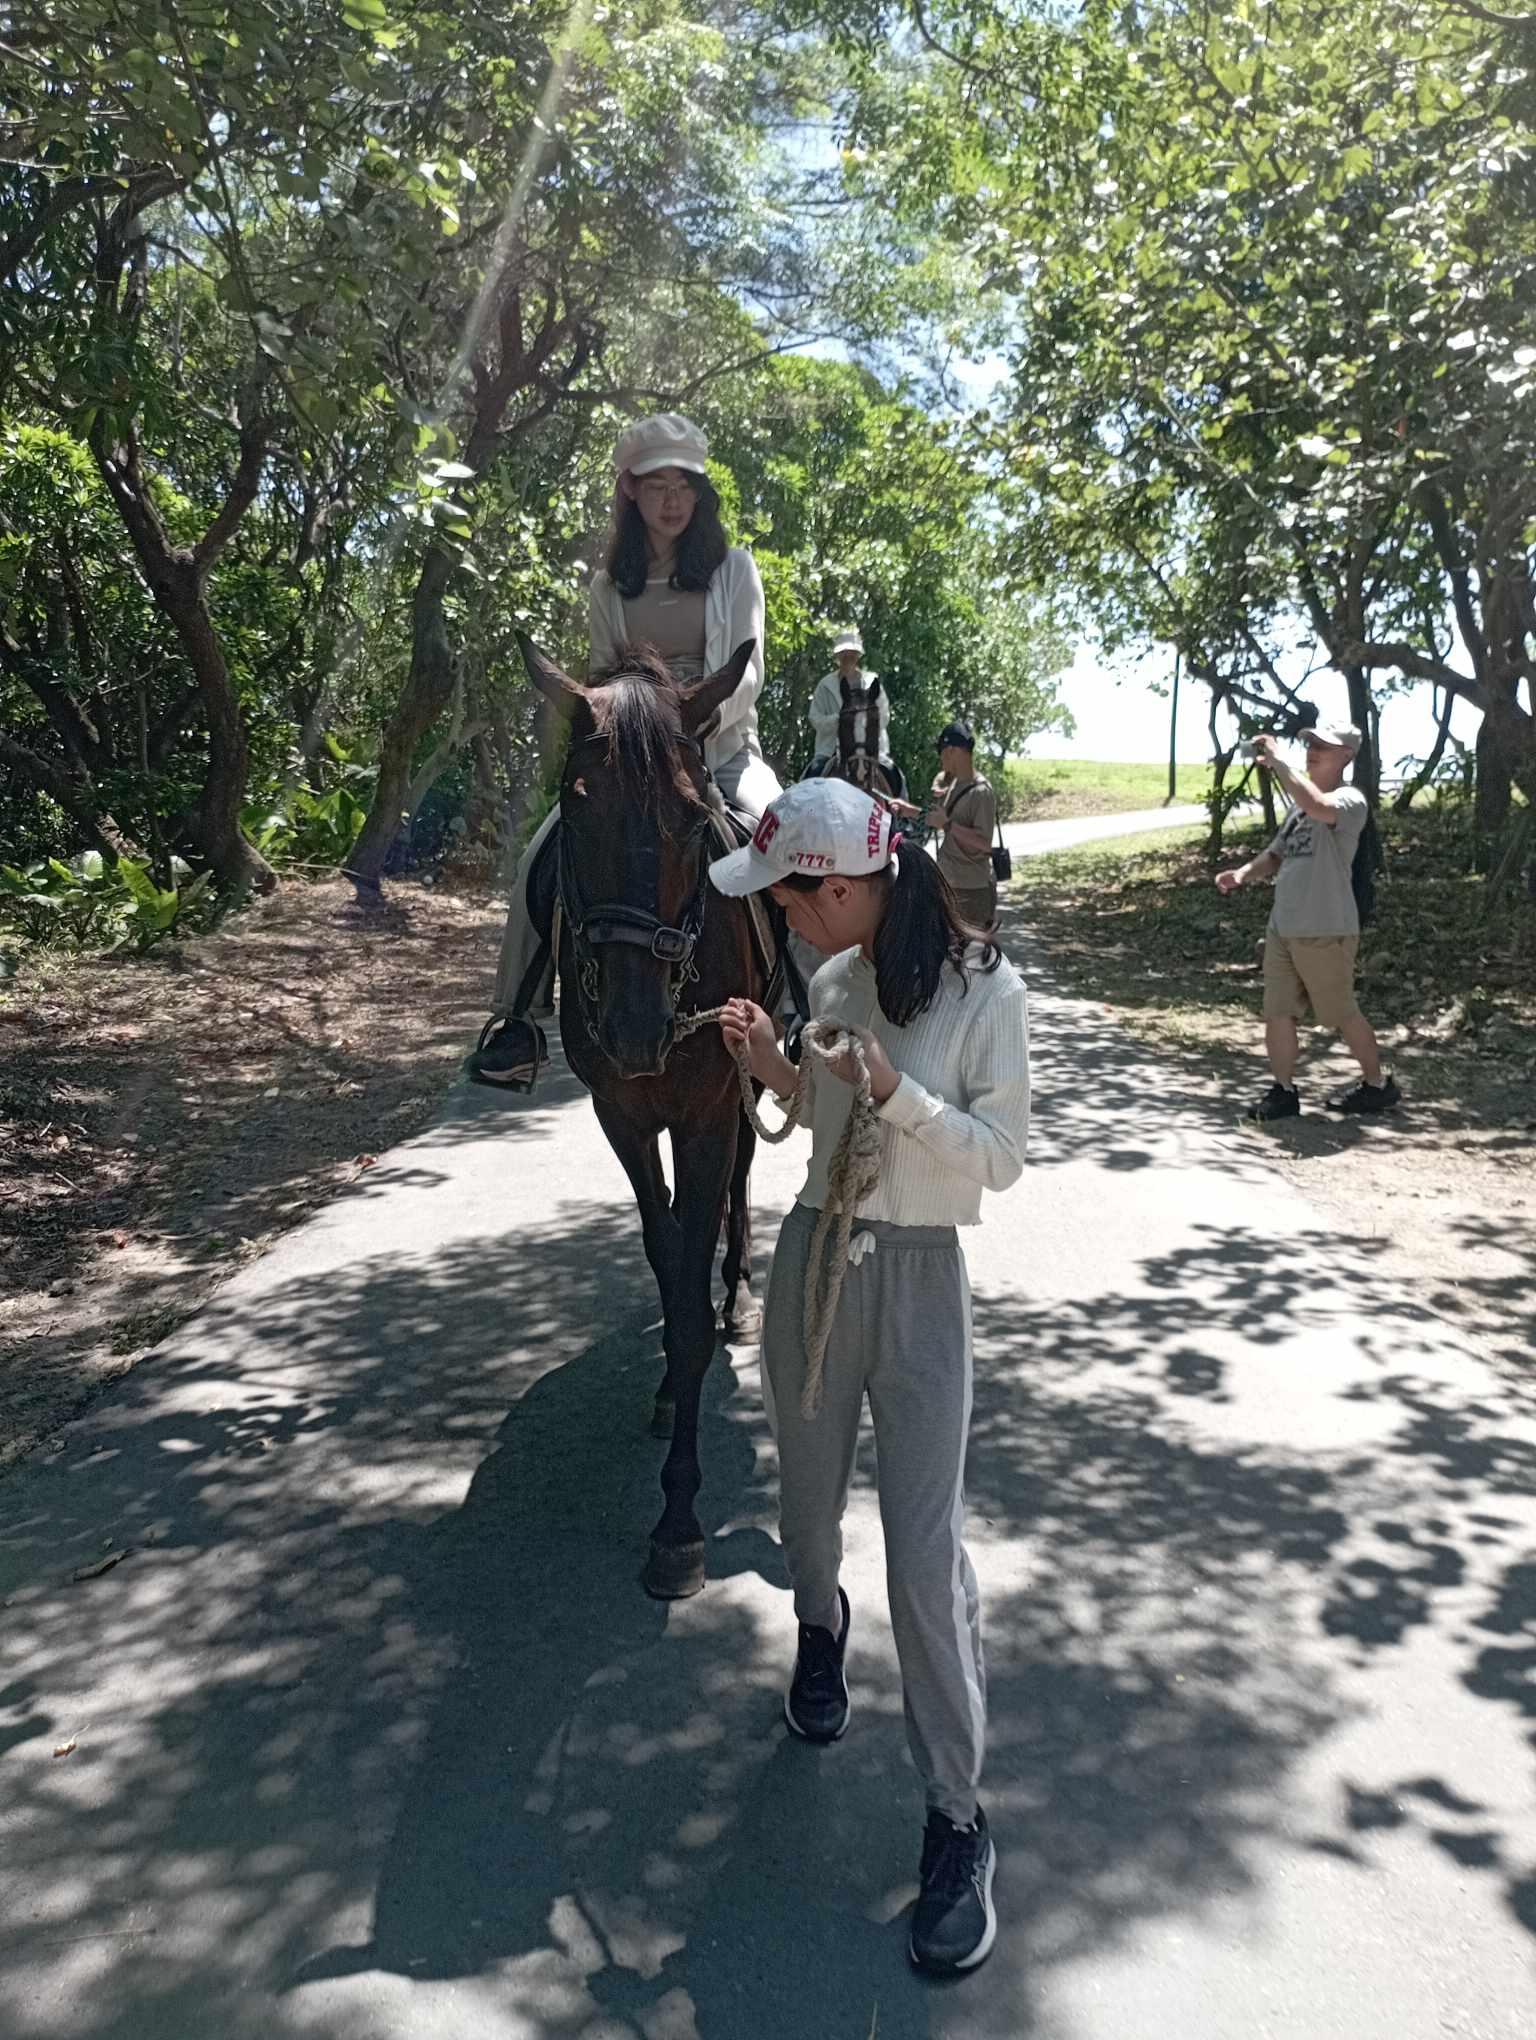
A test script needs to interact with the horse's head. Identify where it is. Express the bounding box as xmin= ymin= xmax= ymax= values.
xmin=520 ymin=634 xmax=754 ymax=1079
xmin=837 ymin=672 xmax=883 ymax=790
